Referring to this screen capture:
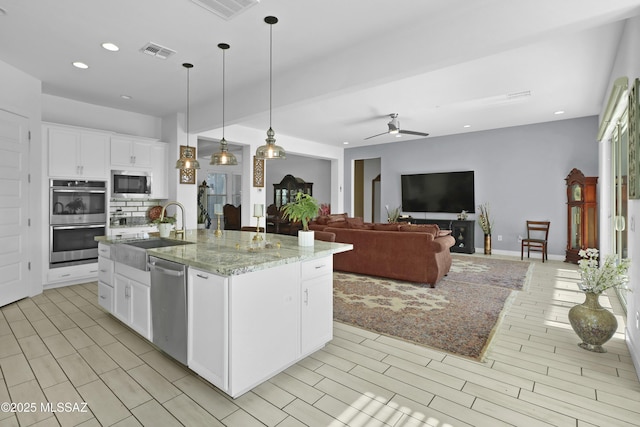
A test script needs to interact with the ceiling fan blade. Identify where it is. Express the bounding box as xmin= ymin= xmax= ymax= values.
xmin=399 ymin=129 xmax=429 ymax=137
xmin=364 ymin=131 xmax=389 ymax=140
